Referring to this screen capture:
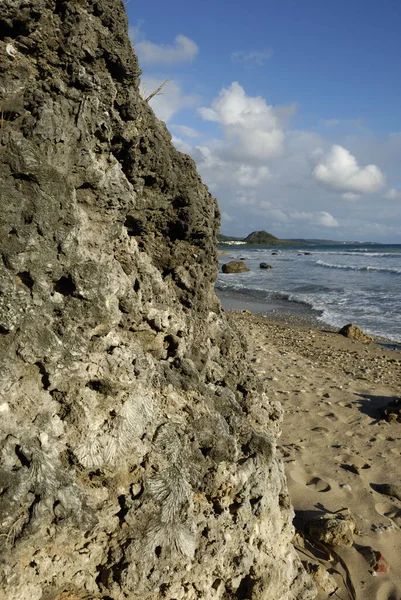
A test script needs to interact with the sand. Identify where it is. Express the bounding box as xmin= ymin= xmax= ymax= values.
xmin=228 ymin=309 xmax=401 ymax=600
